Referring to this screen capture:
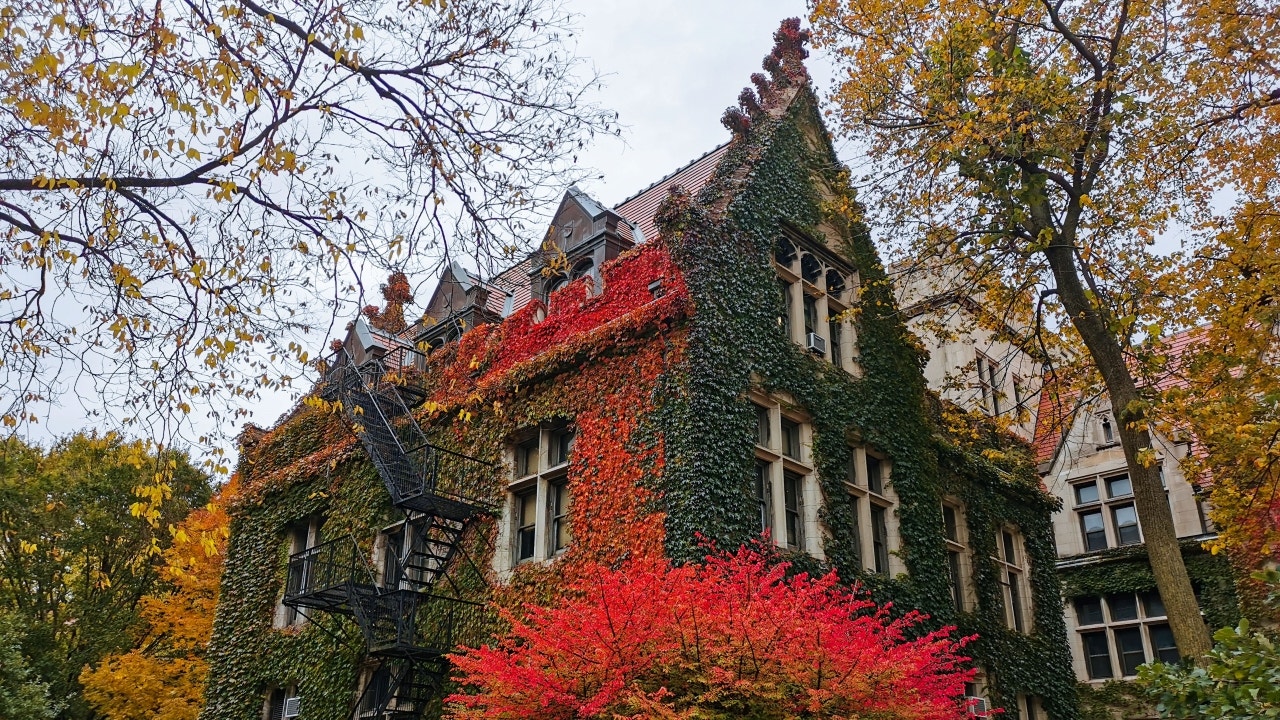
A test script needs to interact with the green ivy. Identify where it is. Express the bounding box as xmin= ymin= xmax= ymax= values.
xmin=1059 ymin=540 xmax=1240 ymax=633
xmin=653 ymin=87 xmax=1080 ymax=719
xmin=203 ymin=84 xmax=1082 ymax=720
